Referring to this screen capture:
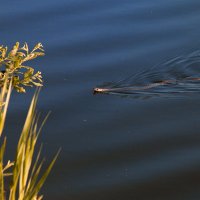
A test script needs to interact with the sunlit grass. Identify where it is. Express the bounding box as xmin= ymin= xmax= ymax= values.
xmin=0 ymin=86 xmax=59 ymax=200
